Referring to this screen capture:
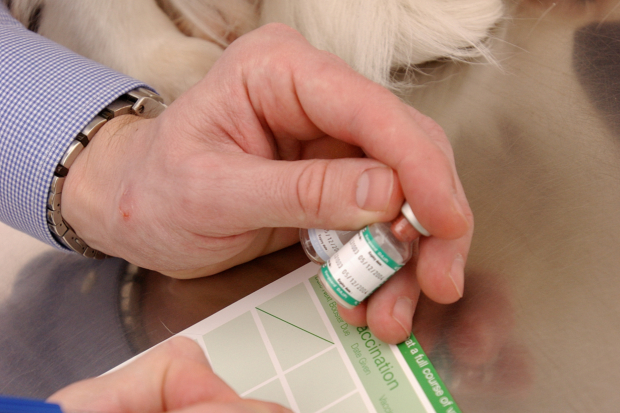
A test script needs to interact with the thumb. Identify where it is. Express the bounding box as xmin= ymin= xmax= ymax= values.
xmin=225 ymin=156 xmax=404 ymax=230
xmin=48 ymin=337 xmax=240 ymax=413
